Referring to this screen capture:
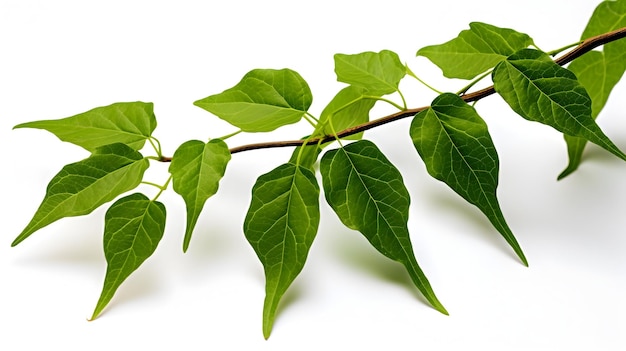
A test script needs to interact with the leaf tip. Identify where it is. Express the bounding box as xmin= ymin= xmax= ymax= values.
xmin=262 ymin=316 xmax=276 ymax=340
xmin=438 ymin=305 xmax=450 ymax=316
